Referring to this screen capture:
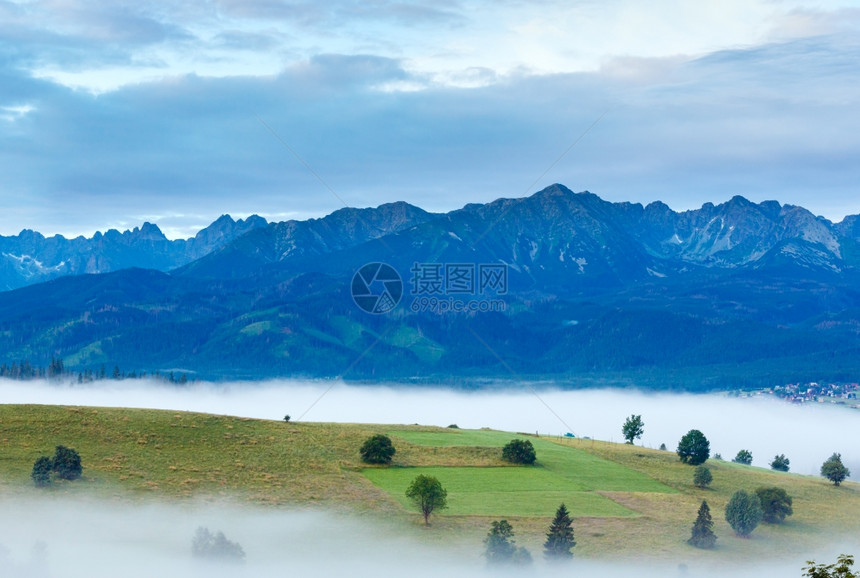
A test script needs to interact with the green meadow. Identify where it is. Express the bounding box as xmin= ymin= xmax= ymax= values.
xmin=1 ymin=404 xmax=859 ymax=562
